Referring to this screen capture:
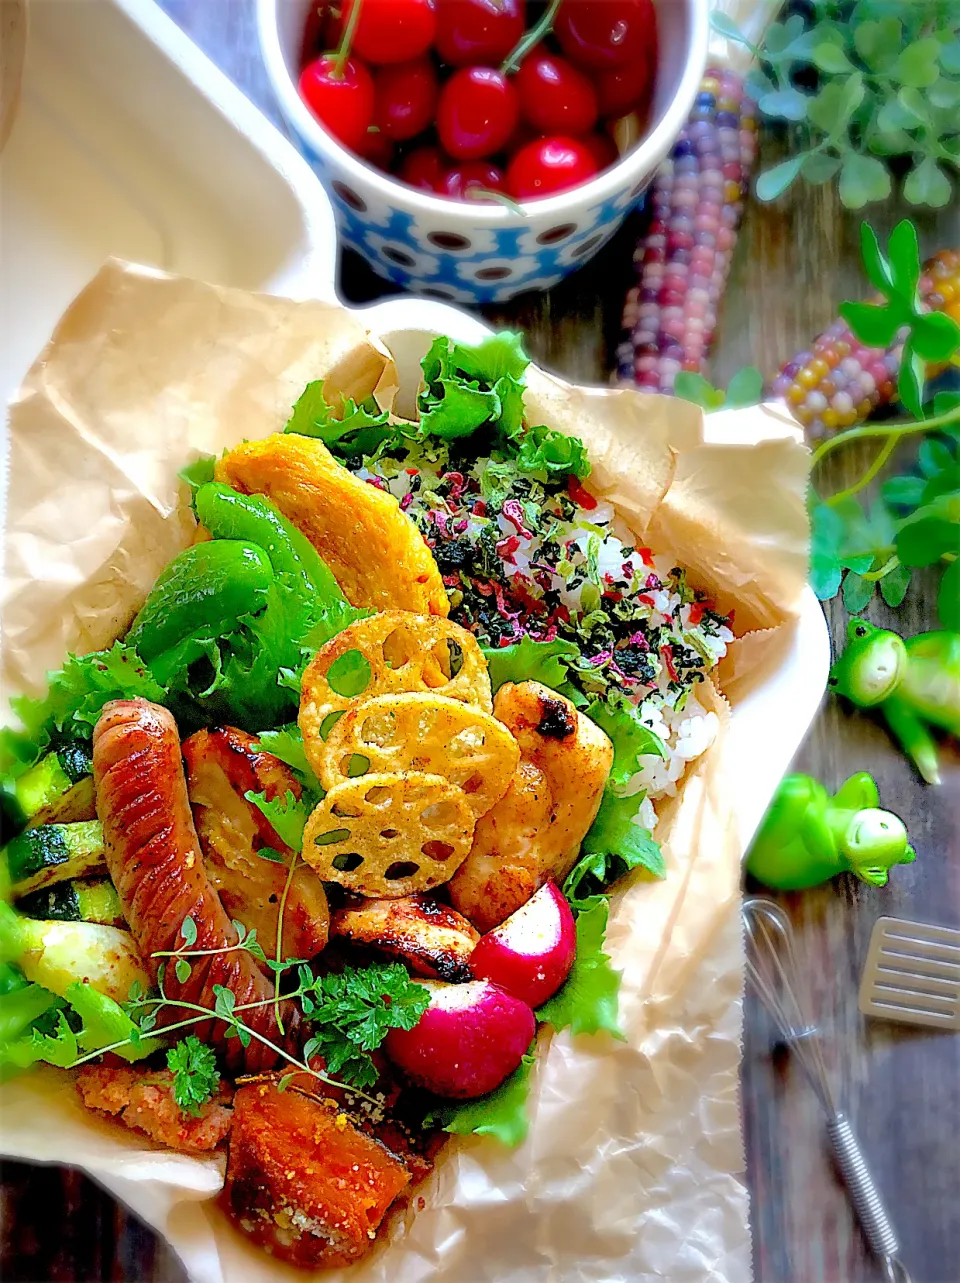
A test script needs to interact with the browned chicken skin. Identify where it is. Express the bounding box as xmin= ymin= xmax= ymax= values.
xmin=449 ymin=682 xmax=613 ymax=931
xmin=330 ymin=894 xmax=479 ymax=981
xmin=182 ymin=727 xmax=329 ymax=967
xmin=92 ymin=698 xmax=298 ymax=1072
